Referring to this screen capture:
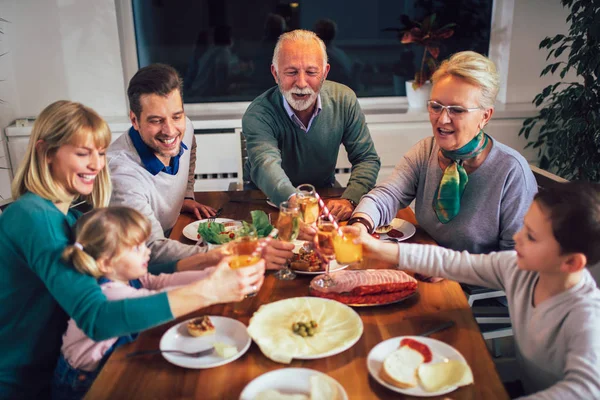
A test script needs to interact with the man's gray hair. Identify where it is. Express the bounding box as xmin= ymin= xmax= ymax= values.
xmin=272 ymin=29 xmax=328 ymax=74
